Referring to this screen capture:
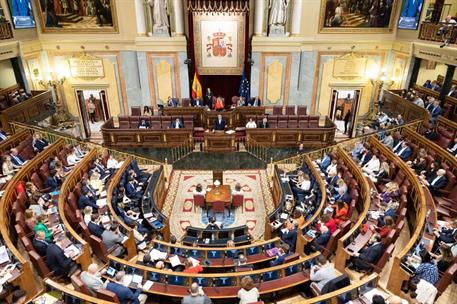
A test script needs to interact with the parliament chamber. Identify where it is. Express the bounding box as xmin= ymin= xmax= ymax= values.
xmin=1 ymin=0 xmax=457 ymax=303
